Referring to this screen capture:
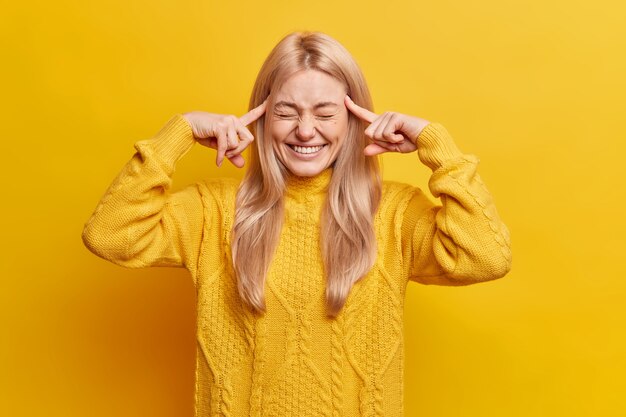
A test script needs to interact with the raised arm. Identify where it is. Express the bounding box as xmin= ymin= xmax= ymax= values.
xmin=81 ymin=102 xmax=267 ymax=274
xmin=400 ymin=123 xmax=512 ymax=285
xmin=81 ymin=115 xmax=205 ymax=272
xmin=344 ymin=95 xmax=512 ymax=285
